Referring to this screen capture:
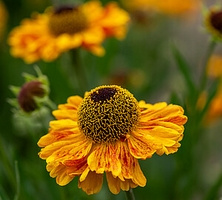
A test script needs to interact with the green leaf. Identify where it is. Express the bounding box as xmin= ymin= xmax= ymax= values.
xmin=171 ymin=45 xmax=196 ymax=95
